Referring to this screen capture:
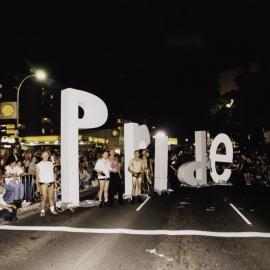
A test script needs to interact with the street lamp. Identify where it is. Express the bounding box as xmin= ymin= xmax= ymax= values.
xmin=153 ymin=131 xmax=167 ymax=138
xmin=35 ymin=70 xmax=47 ymax=80
xmin=16 ymin=70 xmax=47 ymax=136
